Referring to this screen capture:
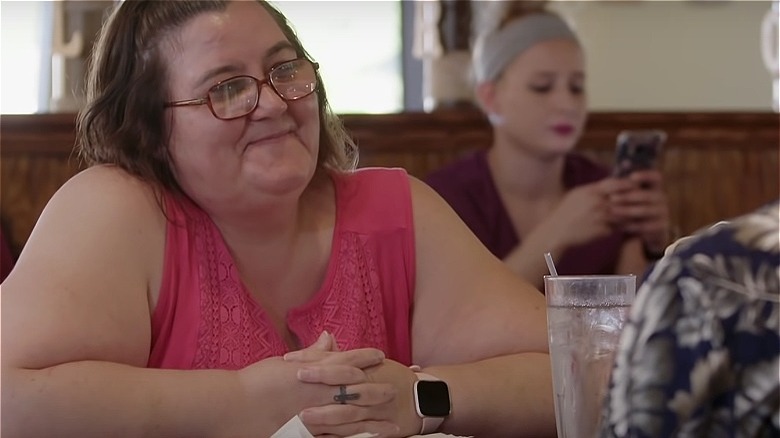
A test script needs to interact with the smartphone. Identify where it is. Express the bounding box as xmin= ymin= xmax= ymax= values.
xmin=613 ymin=130 xmax=667 ymax=177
